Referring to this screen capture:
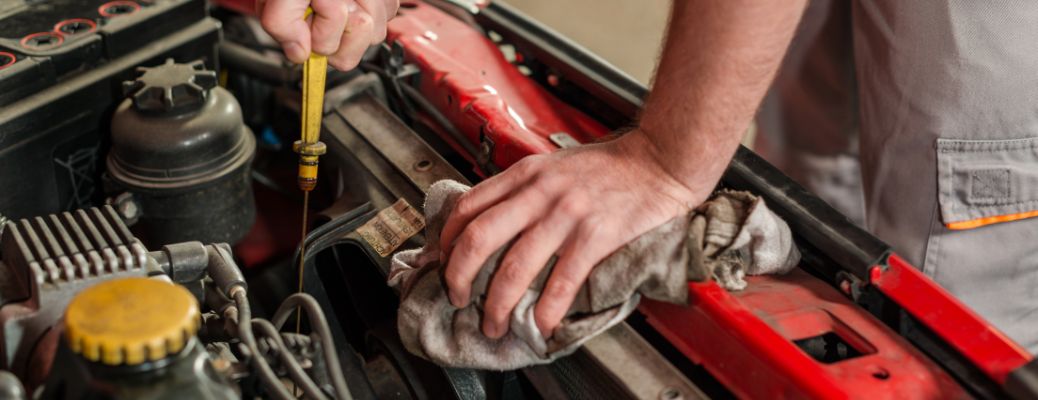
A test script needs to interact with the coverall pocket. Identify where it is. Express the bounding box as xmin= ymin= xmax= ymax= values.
xmin=936 ymin=137 xmax=1038 ymax=229
xmin=925 ymin=136 xmax=1038 ymax=352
